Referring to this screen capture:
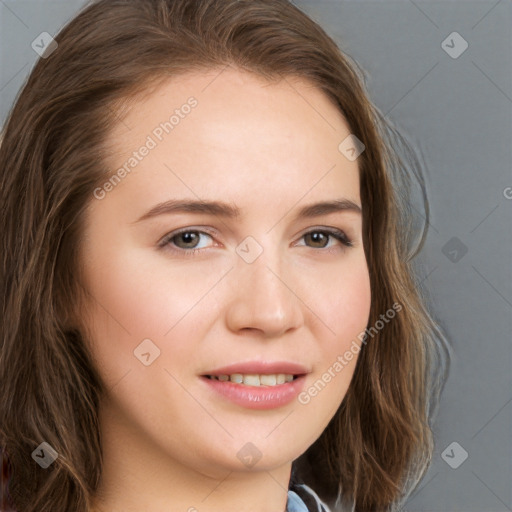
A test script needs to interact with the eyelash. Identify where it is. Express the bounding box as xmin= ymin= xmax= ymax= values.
xmin=158 ymin=227 xmax=353 ymax=257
